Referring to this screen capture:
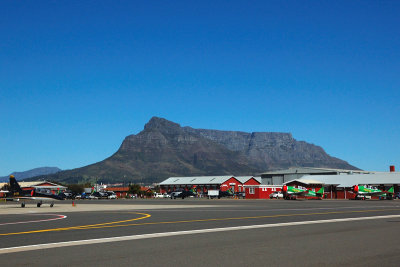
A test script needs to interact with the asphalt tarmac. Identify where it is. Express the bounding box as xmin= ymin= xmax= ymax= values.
xmin=1 ymin=198 xmax=400 ymax=266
